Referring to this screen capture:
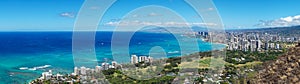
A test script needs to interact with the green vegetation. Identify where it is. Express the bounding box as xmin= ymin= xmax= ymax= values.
xmin=32 ymin=48 xmax=287 ymax=84
xmin=102 ymin=57 xmax=183 ymax=84
xmin=102 ymin=50 xmax=285 ymax=84
xmin=225 ymin=50 xmax=284 ymax=65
